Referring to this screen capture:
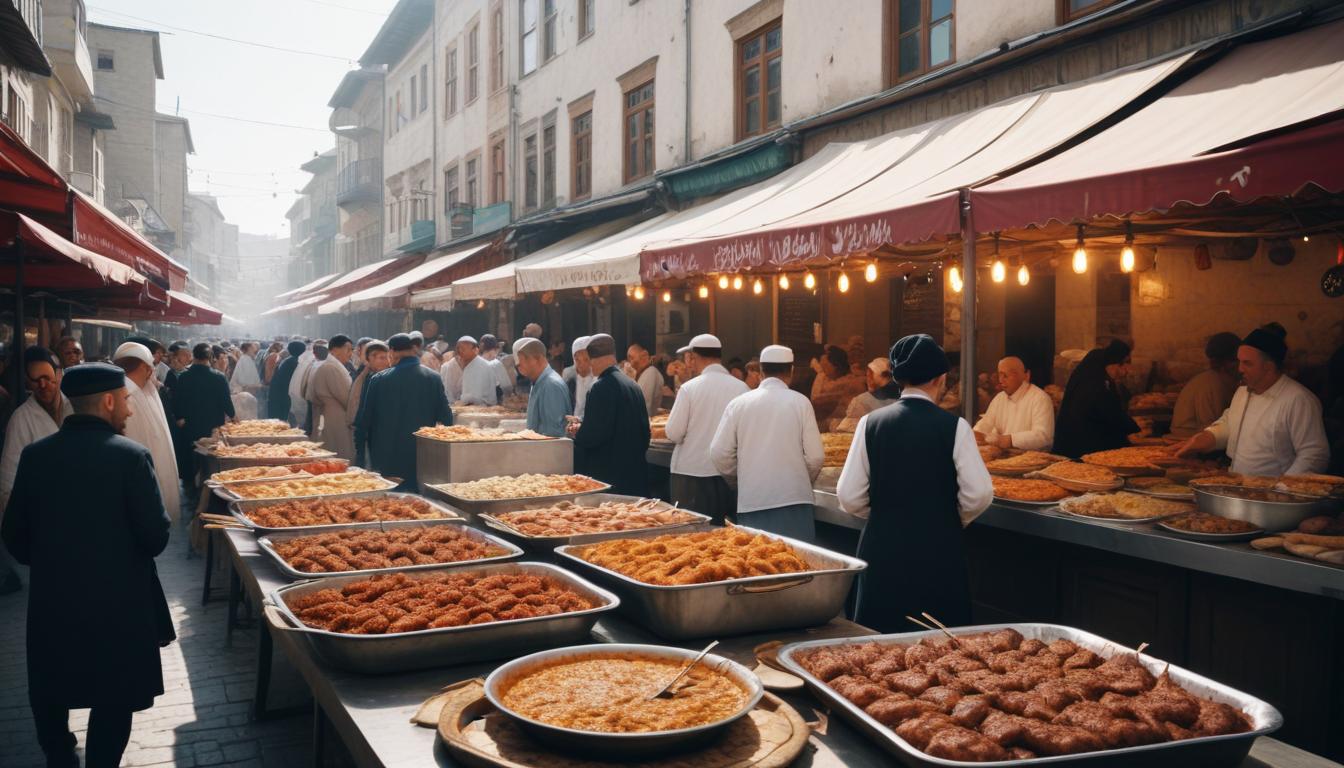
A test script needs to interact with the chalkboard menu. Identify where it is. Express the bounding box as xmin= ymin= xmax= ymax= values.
xmin=778 ymin=290 xmax=823 ymax=362
xmin=894 ymin=276 xmax=944 ymax=344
